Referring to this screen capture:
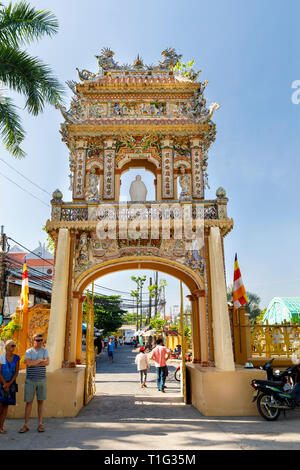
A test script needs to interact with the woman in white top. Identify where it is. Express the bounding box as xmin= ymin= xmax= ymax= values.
xmin=135 ymin=347 xmax=150 ymax=388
